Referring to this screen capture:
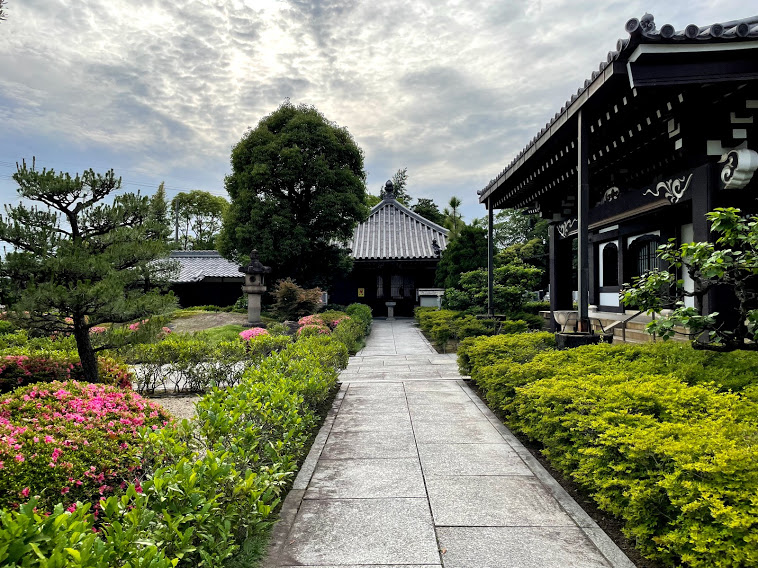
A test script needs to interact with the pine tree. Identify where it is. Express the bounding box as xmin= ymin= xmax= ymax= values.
xmin=0 ymin=159 xmax=177 ymax=382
